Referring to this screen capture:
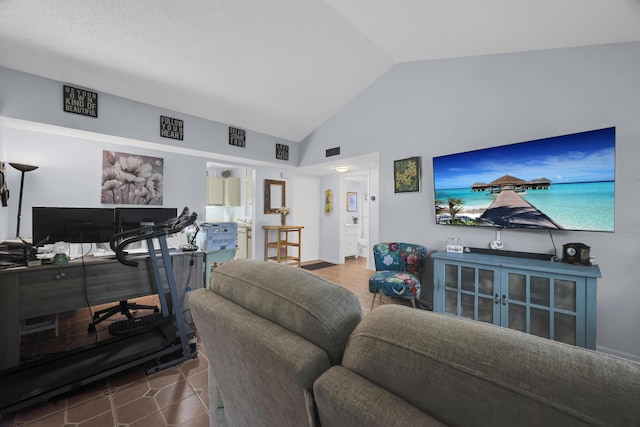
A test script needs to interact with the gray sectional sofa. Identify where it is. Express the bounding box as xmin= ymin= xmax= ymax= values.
xmin=189 ymin=259 xmax=640 ymax=427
